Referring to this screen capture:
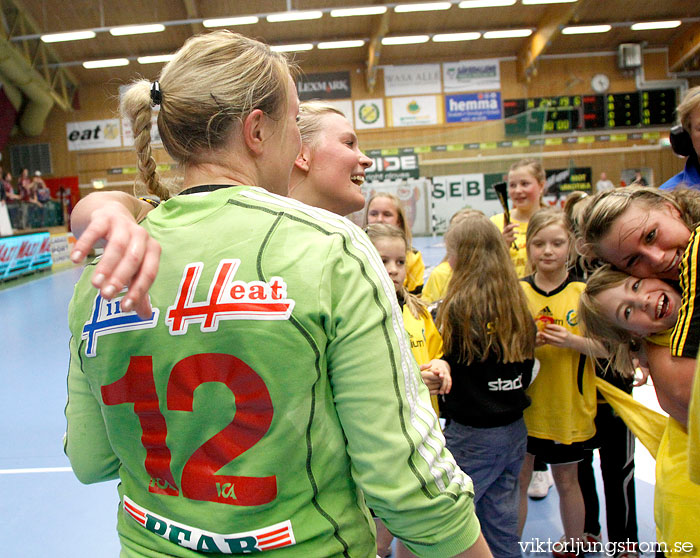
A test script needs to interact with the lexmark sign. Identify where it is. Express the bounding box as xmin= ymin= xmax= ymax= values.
xmin=297 ymin=71 xmax=351 ymax=100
